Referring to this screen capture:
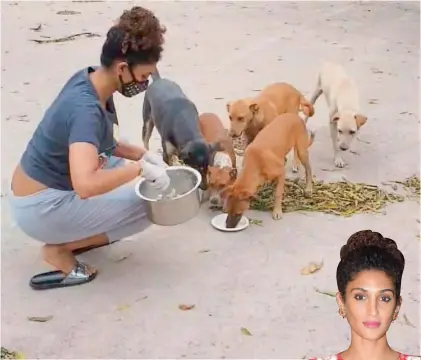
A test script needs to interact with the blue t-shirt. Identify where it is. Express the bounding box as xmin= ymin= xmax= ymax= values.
xmin=20 ymin=67 xmax=118 ymax=191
